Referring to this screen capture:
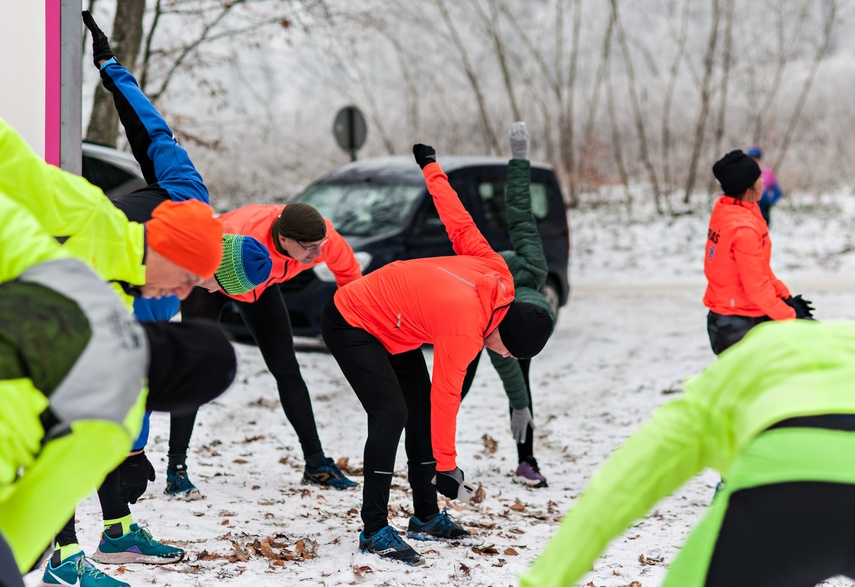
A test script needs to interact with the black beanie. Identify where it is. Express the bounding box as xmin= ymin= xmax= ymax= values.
xmin=498 ymin=301 xmax=554 ymax=359
xmin=712 ymin=150 xmax=761 ymax=196
xmin=276 ymin=203 xmax=327 ymax=242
